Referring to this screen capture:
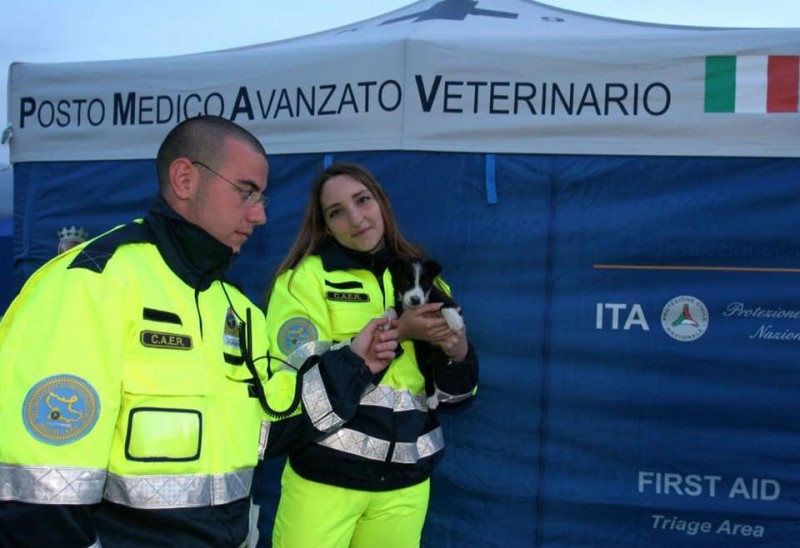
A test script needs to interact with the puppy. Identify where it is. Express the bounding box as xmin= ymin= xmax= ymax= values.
xmin=385 ymin=257 xmax=463 ymax=409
